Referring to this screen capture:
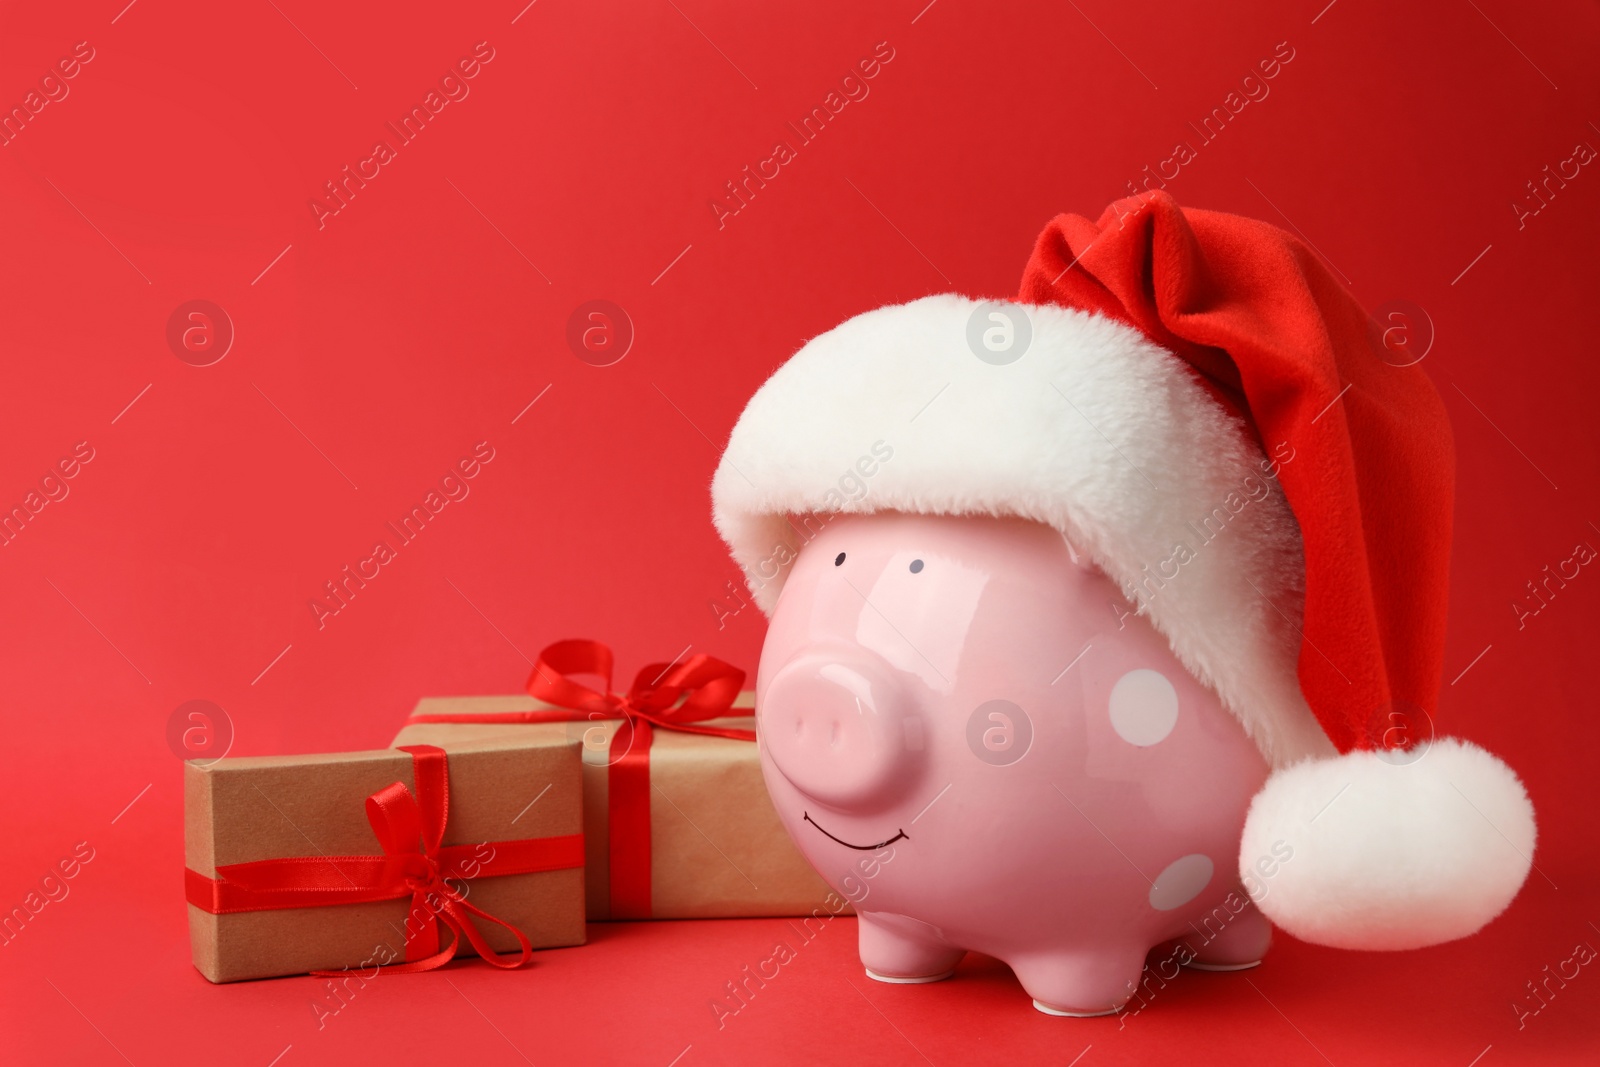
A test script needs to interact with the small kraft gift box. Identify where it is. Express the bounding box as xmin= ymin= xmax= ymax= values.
xmin=393 ymin=640 xmax=842 ymax=920
xmin=184 ymin=730 xmax=585 ymax=983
